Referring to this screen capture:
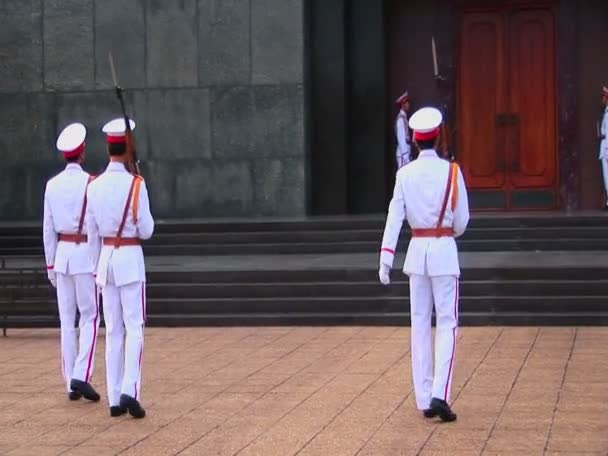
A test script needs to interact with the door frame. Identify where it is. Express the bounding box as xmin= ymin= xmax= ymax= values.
xmin=456 ymin=0 xmax=558 ymax=12
xmin=456 ymin=0 xmax=560 ymax=210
